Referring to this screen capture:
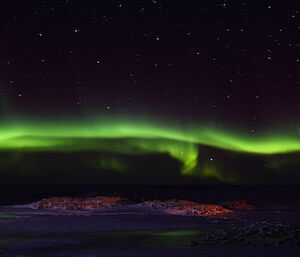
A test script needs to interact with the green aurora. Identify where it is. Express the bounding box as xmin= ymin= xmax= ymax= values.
xmin=1 ymin=118 xmax=300 ymax=182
